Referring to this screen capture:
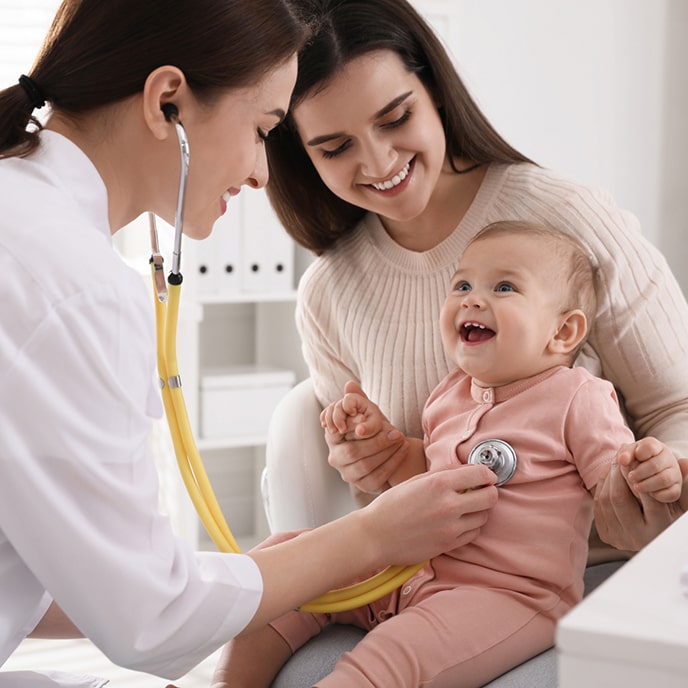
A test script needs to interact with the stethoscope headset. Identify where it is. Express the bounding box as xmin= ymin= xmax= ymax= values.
xmin=148 ymin=104 xmax=516 ymax=613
